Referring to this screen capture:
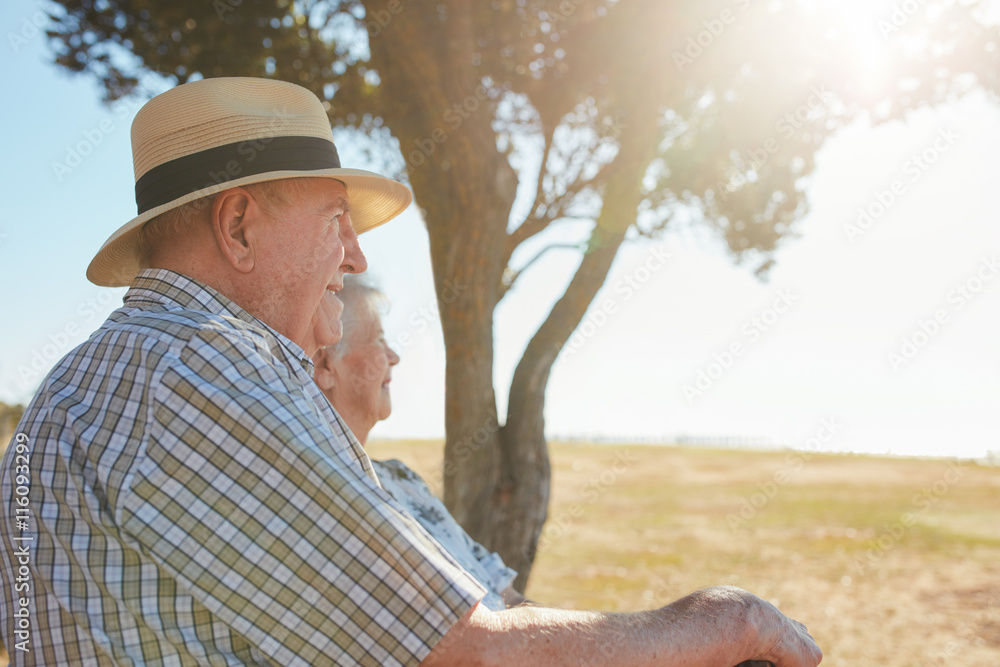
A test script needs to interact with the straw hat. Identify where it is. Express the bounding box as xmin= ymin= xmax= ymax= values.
xmin=87 ymin=77 xmax=412 ymax=287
